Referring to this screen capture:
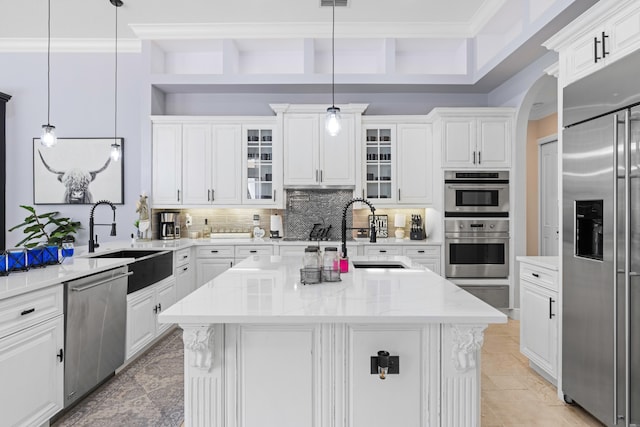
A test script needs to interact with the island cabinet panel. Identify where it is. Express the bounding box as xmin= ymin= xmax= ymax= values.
xmin=227 ymin=325 xmax=321 ymax=427
xmin=346 ymin=325 xmax=439 ymax=427
xmin=0 ymin=315 xmax=63 ymax=427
